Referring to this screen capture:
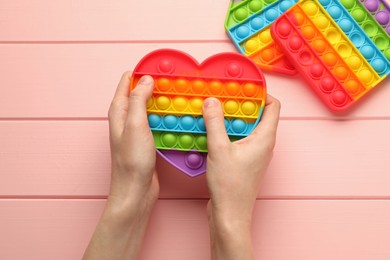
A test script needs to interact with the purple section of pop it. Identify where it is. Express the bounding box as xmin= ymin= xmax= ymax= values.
xmin=376 ymin=10 xmax=390 ymax=25
xmin=158 ymin=150 xmax=207 ymax=177
xmin=364 ymin=0 xmax=380 ymax=11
